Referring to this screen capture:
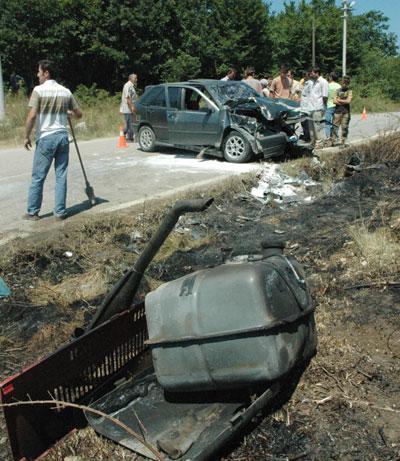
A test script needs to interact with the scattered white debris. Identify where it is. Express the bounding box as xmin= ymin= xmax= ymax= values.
xmin=130 ymin=231 xmax=144 ymax=242
xmin=250 ymin=164 xmax=318 ymax=206
xmin=64 ymin=251 xmax=73 ymax=258
xmin=227 ymin=254 xmax=264 ymax=264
